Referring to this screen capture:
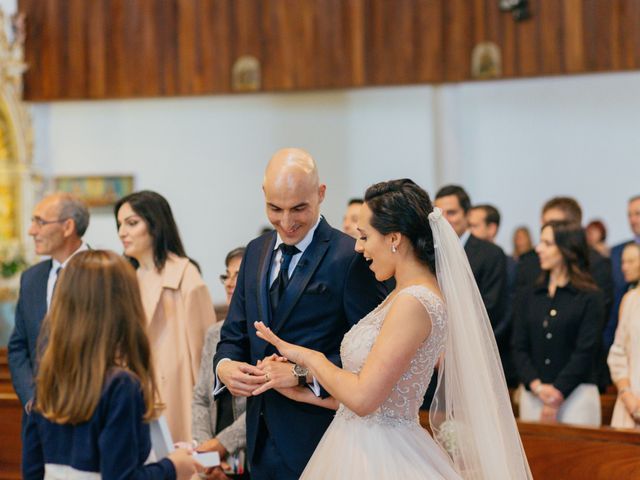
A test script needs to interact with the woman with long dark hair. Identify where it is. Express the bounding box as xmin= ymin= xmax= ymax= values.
xmin=115 ymin=190 xmax=216 ymax=442
xmin=23 ymin=250 xmax=202 ymax=478
xmin=513 ymin=220 xmax=604 ymax=426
